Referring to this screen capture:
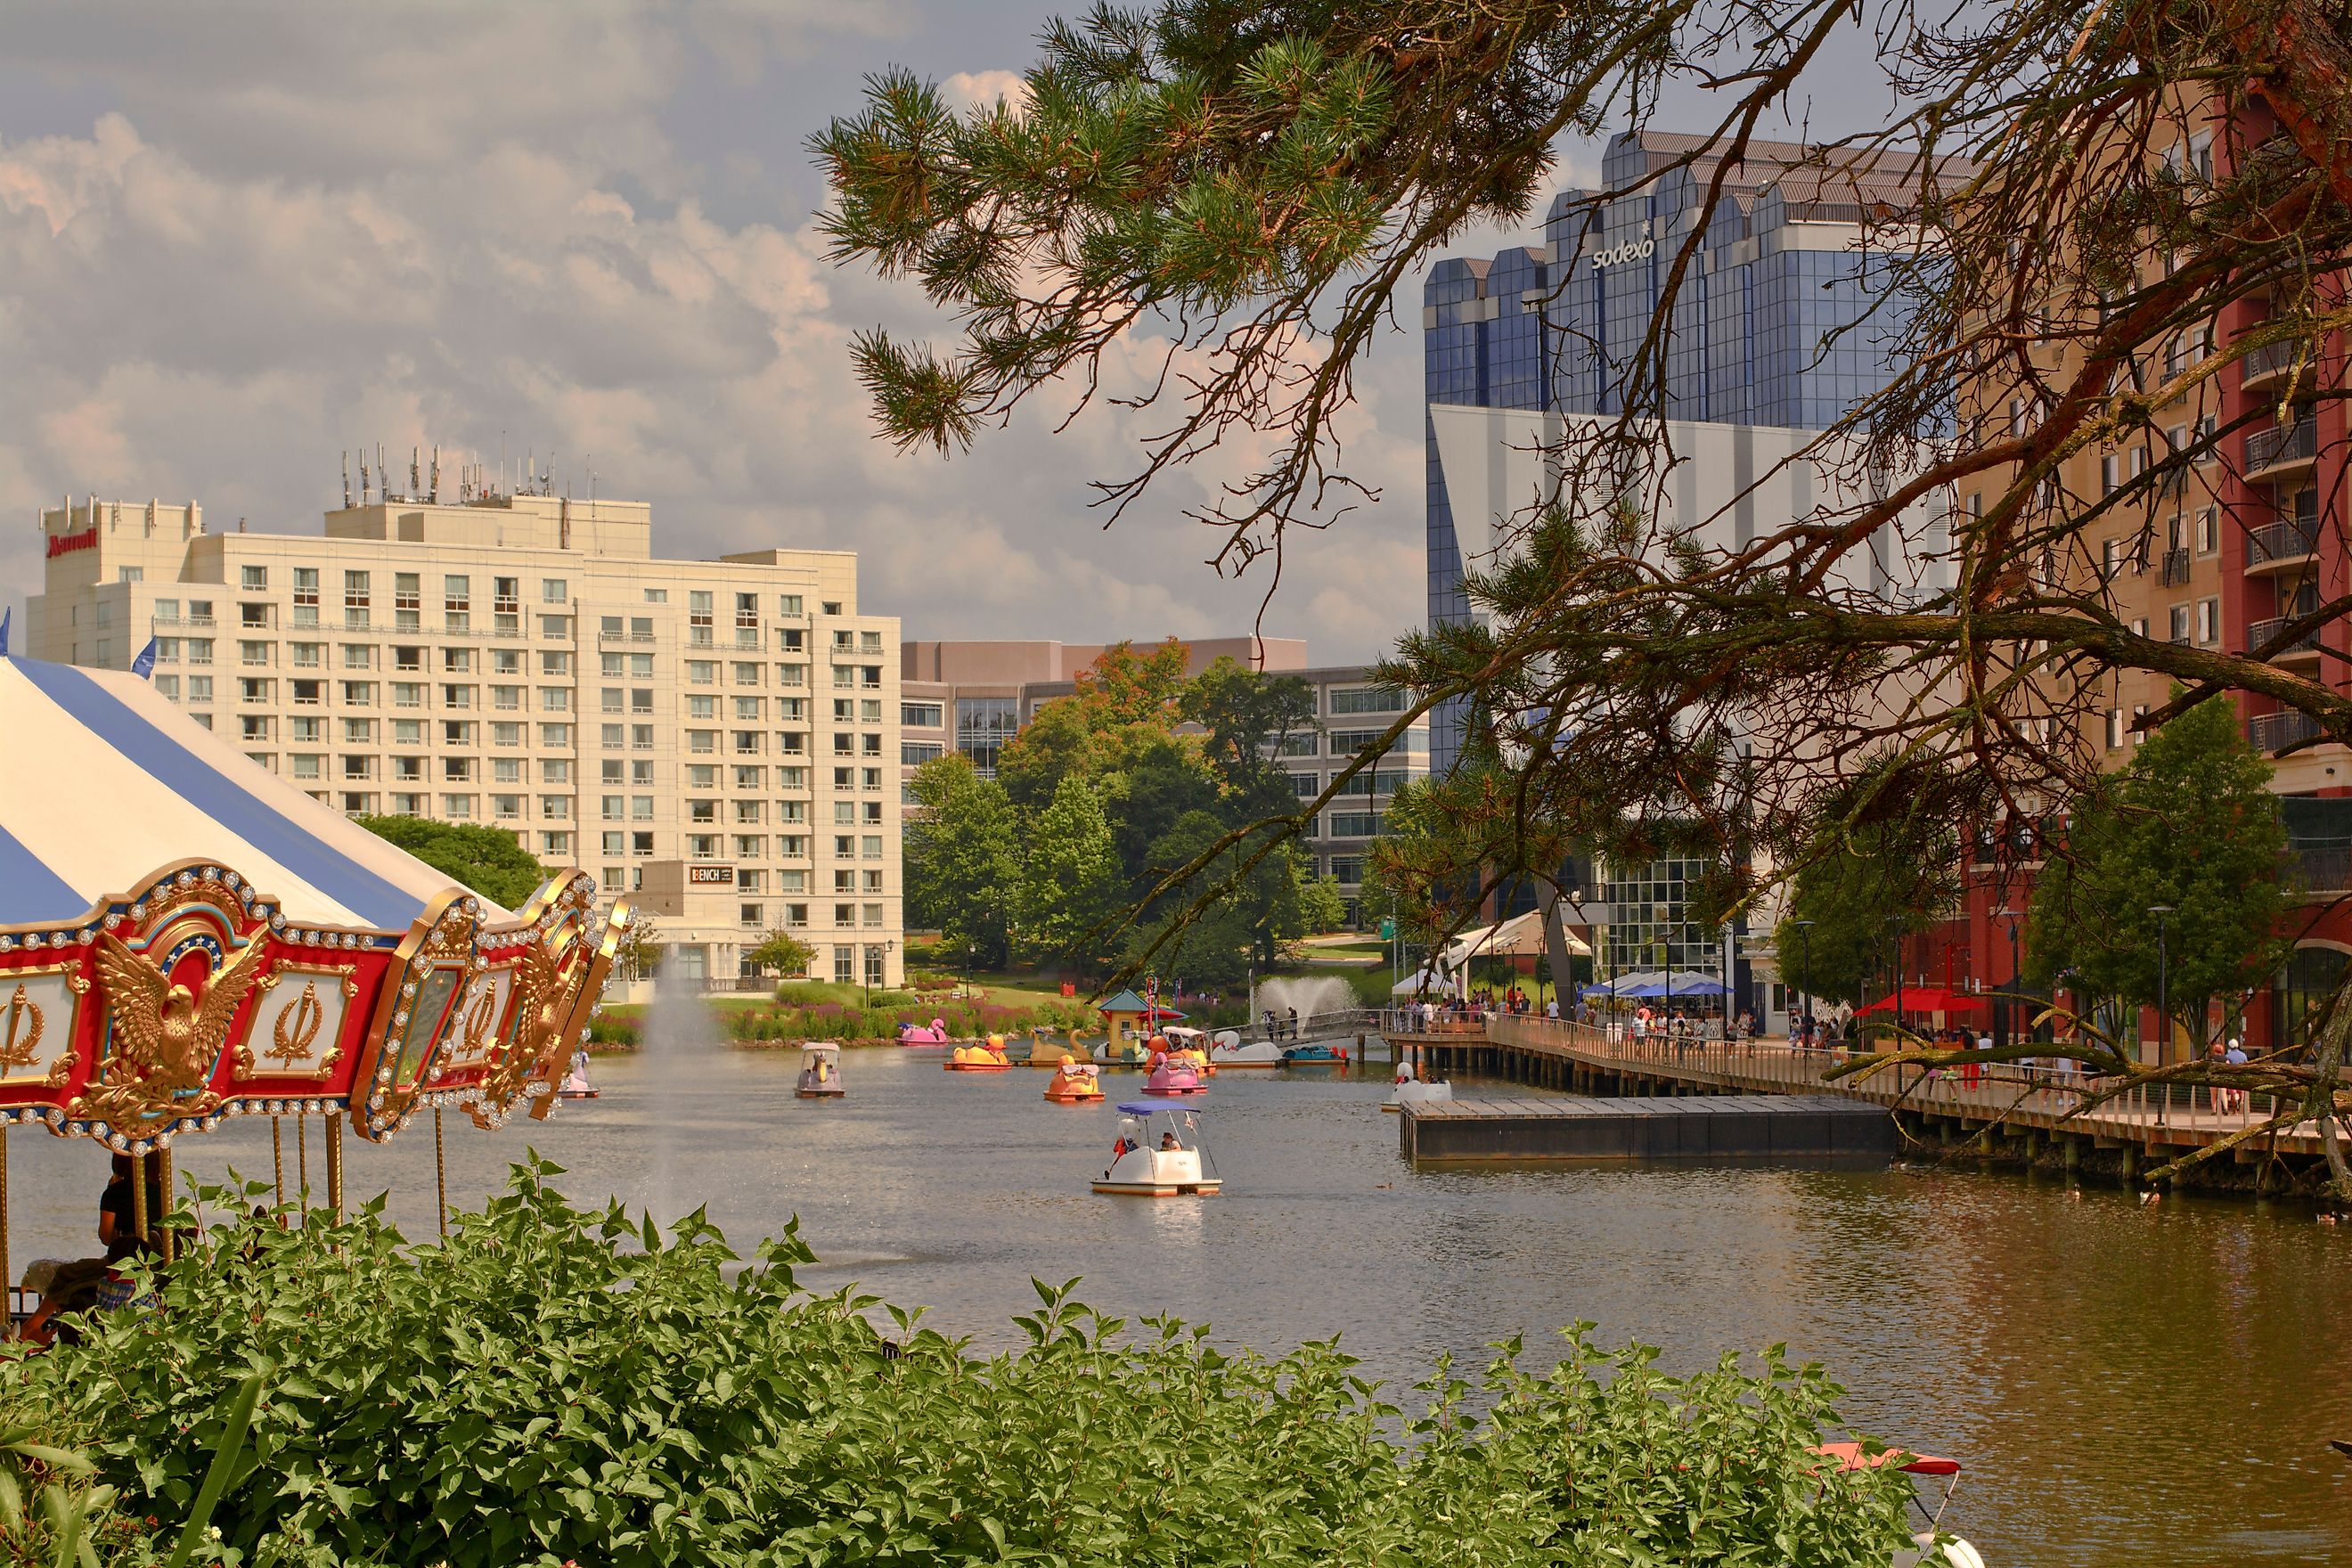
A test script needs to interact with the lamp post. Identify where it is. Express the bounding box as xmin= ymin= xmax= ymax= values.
xmin=2000 ymin=909 xmax=2021 ymax=1054
xmin=1790 ymin=919 xmax=1816 ymax=1045
xmin=2146 ymin=904 xmax=2175 ymax=1126
xmin=1564 ymin=887 xmax=1586 ymax=1024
